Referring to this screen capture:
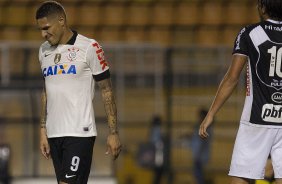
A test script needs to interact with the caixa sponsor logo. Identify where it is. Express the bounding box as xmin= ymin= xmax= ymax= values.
xmin=271 ymin=92 xmax=282 ymax=103
xmin=262 ymin=104 xmax=282 ymax=122
xmin=43 ymin=64 xmax=77 ymax=77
